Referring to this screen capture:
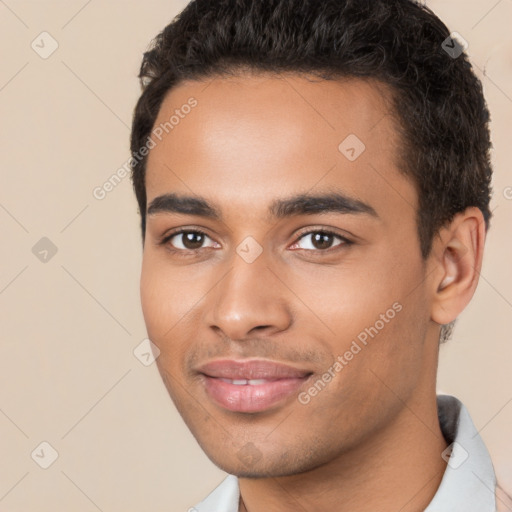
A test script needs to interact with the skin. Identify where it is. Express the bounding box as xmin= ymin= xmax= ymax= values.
xmin=140 ymin=73 xmax=486 ymax=511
